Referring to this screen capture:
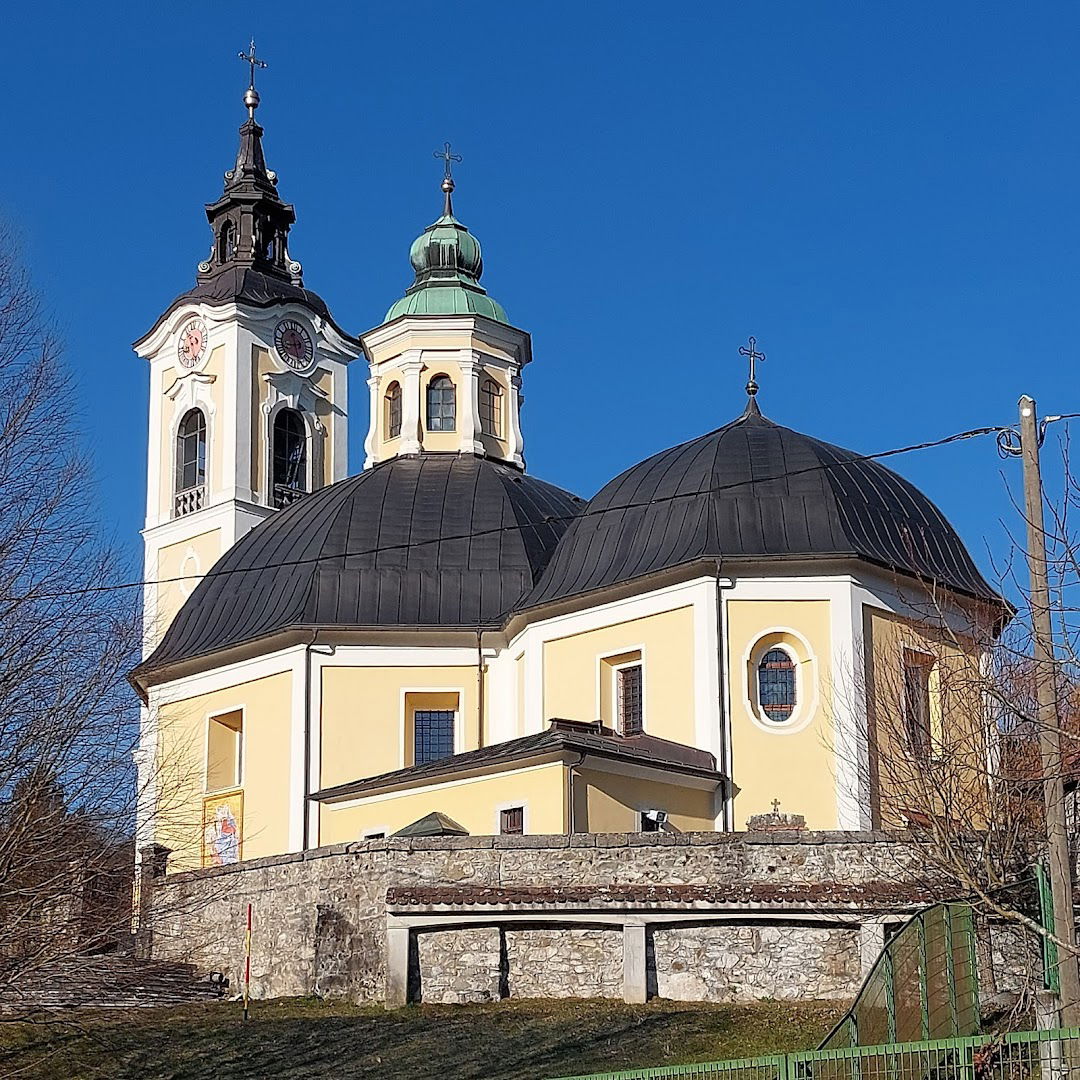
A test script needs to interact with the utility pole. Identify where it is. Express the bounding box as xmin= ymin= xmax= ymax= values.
xmin=1018 ymin=394 xmax=1080 ymax=1025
